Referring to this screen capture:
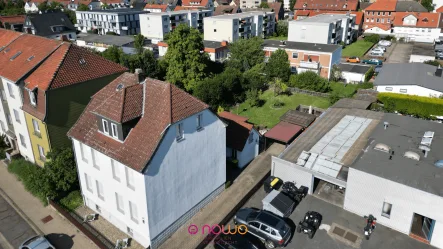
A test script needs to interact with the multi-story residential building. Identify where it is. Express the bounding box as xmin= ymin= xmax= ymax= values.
xmin=204 ymin=11 xmax=275 ymax=42
xmin=21 ymin=44 xmax=126 ymax=167
xmin=139 ymin=10 xmax=213 ymax=43
xmin=293 ymin=0 xmax=358 ymax=12
xmin=392 ymin=12 xmax=442 ymax=43
xmin=294 ymin=10 xmax=364 ymax=35
xmin=67 ymin=72 xmax=226 ymax=249
xmin=181 ymin=0 xmax=214 ymax=9
xmin=263 ymin=40 xmax=342 ymax=79
xmin=288 ymin=13 xmax=356 ymax=45
xmin=242 ymin=2 xmax=284 ymax=21
xmin=238 ymin=0 xmax=265 ymax=9
xmin=65 ymin=0 xmax=101 ymax=11
xmin=23 ymin=12 xmax=77 ymax=41
xmin=143 ymin=4 xmax=171 ymax=12
xmin=157 ymin=40 xmax=229 ymax=62
xmin=76 ymin=33 xmax=158 ymax=55
xmin=76 ymin=9 xmax=148 ymax=35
